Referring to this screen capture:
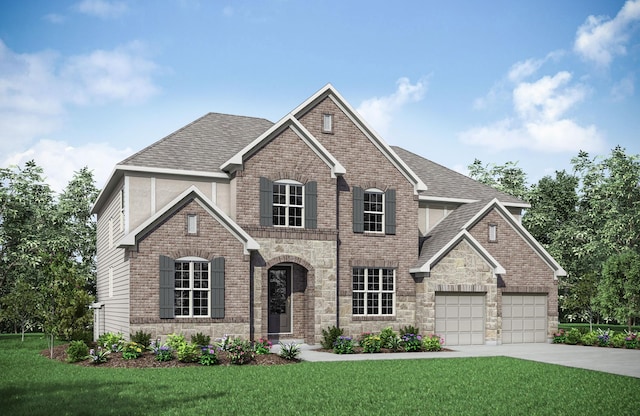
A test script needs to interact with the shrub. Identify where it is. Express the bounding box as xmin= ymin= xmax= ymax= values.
xmin=387 ymin=336 xmax=402 ymax=352
xmin=401 ymin=333 xmax=423 ymax=352
xmin=552 ymin=329 xmax=566 ymax=344
xmin=167 ymin=333 xmax=187 ymax=350
xmin=379 ymin=327 xmax=398 ymax=349
xmin=399 ymin=325 xmax=420 ymax=337
xmin=581 ymin=331 xmax=598 ymax=346
xmin=176 ymin=342 xmax=200 ymax=363
xmin=199 ymin=346 xmax=218 ymax=366
xmin=279 ymin=342 xmax=301 ymax=360
xmin=423 ymin=334 xmax=444 ymax=351
xmin=191 ymin=332 xmax=211 ymax=347
xmin=333 ymin=336 xmax=355 ymax=354
xmin=227 ymin=338 xmax=255 ymax=365
xmin=88 ymin=346 xmax=110 ymax=364
xmin=97 ymin=332 xmax=125 ymax=352
xmin=360 ymin=334 xmax=382 ymax=353
xmin=564 ymin=328 xmax=582 ymax=345
xmin=122 ymin=341 xmax=144 ymax=359
xmin=610 ymin=333 xmax=626 ymax=348
xmin=597 ymin=329 xmax=611 ymax=347
xmin=321 ymin=325 xmax=344 ymax=349
xmin=151 ymin=339 xmax=173 ymax=361
xmin=66 ymin=340 xmax=89 ymax=363
xmin=253 ymin=338 xmax=272 ymax=355
xmin=131 ymin=330 xmax=152 ymax=347
xmin=69 ymin=329 xmax=93 ymax=345
xmin=625 ymin=331 xmax=638 ymax=349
